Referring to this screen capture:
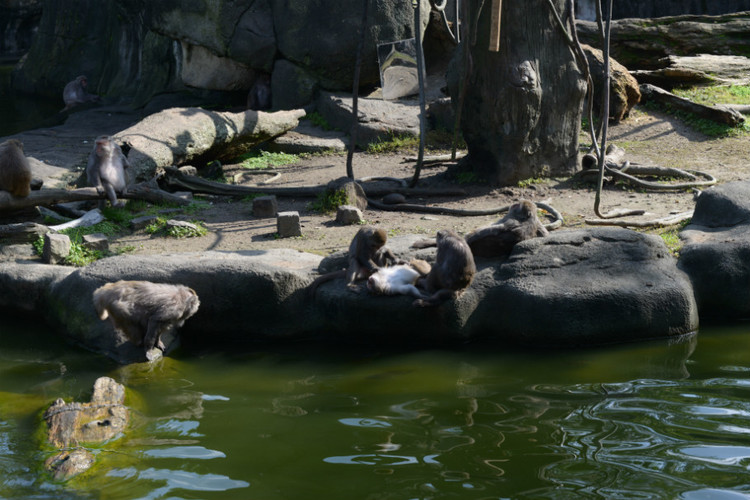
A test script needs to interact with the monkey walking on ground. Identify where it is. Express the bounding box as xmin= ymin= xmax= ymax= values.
xmin=63 ymin=75 xmax=100 ymax=111
xmin=0 ymin=139 xmax=32 ymax=197
xmin=413 ymin=229 xmax=476 ymax=307
xmin=367 ymin=259 xmax=431 ymax=299
xmin=309 ymin=226 xmax=401 ymax=294
xmin=93 ymin=281 xmax=200 ymax=357
xmin=87 ymin=135 xmax=130 ymax=208
xmin=465 ymin=200 xmax=549 ymax=258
